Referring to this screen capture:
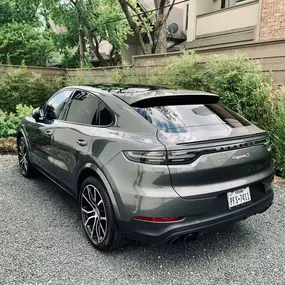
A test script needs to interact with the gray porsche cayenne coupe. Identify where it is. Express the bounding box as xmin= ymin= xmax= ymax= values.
xmin=17 ymin=85 xmax=274 ymax=251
